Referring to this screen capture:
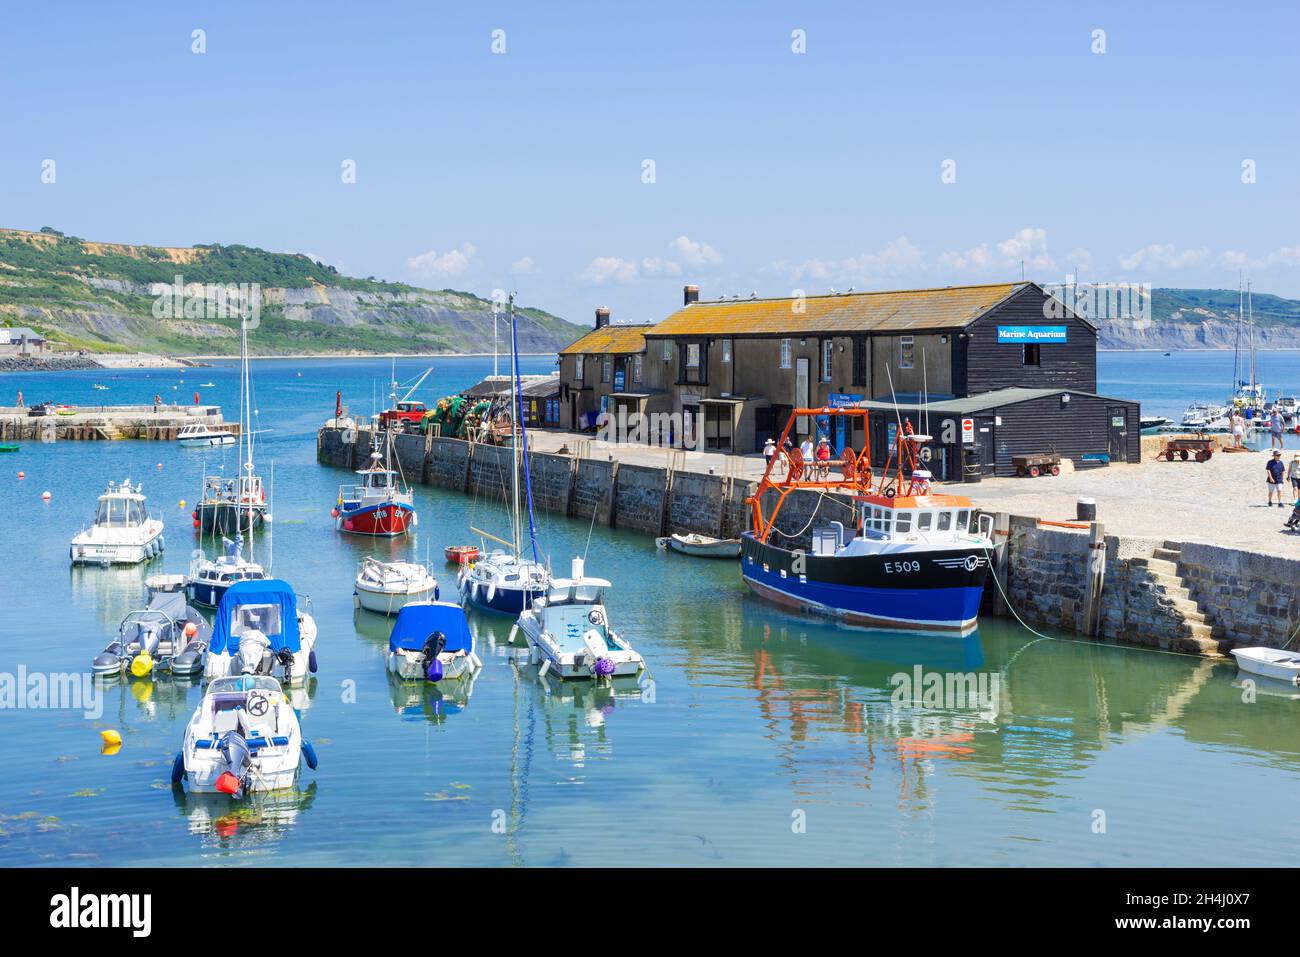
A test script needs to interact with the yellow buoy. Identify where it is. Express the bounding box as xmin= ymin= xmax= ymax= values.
xmin=101 ymin=740 xmax=122 ymax=756
xmin=100 ymin=729 xmax=122 ymax=746
xmin=130 ymin=652 xmax=154 ymax=677
xmin=179 ymin=499 xmax=186 ymax=508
